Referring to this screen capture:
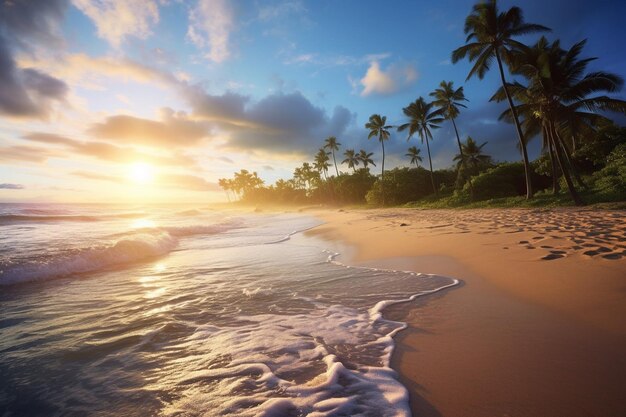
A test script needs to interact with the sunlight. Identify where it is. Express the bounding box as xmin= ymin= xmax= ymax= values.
xmin=128 ymin=162 xmax=155 ymax=185
xmin=131 ymin=218 xmax=157 ymax=229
